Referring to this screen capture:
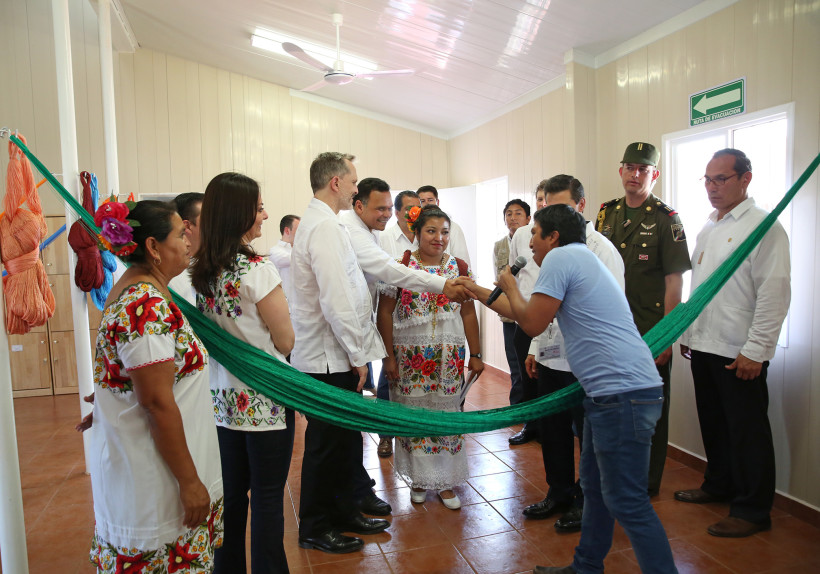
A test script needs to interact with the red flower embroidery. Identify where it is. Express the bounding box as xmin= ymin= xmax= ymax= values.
xmin=248 ymin=255 xmax=263 ymax=263
xmin=456 ymin=359 xmax=465 ymax=375
xmin=410 ymin=354 xmax=424 ymax=370
xmin=179 ymin=340 xmax=204 ymax=377
xmin=115 ymin=552 xmax=150 ymax=574
xmin=104 ymin=322 xmax=128 ymax=347
xmin=103 ymin=355 xmax=130 ymax=390
xmin=236 ymin=391 xmax=250 ymax=412
xmin=205 ymin=297 xmax=215 ymax=310
xmin=125 ymin=292 xmax=164 ymax=335
xmin=207 ymin=505 xmax=218 ymax=541
xmin=167 ymin=542 xmax=200 ymax=572
xmin=436 ymin=294 xmax=449 ymax=306
xmin=164 ymin=302 xmax=185 ymax=332
xmin=224 ymin=282 xmax=239 ymax=298
xmin=421 ymin=360 xmax=437 ymax=376
xmin=400 ymin=290 xmax=413 ymax=307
